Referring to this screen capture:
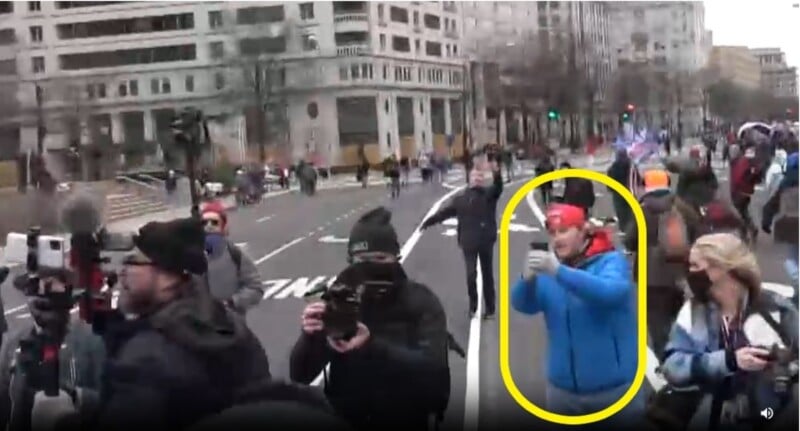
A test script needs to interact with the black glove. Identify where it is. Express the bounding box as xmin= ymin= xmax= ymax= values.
xmin=761 ymin=223 xmax=772 ymax=235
